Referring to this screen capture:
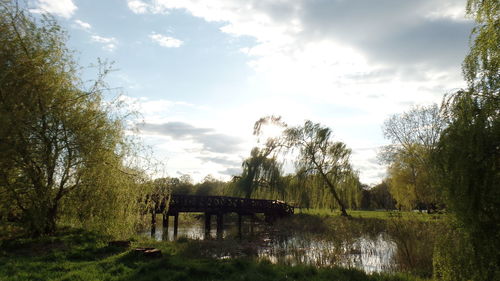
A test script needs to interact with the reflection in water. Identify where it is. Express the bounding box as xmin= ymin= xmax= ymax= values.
xmin=146 ymin=219 xmax=265 ymax=241
xmin=259 ymin=233 xmax=395 ymax=273
xmin=149 ymin=223 xmax=213 ymax=241
xmin=144 ymin=220 xmax=396 ymax=273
